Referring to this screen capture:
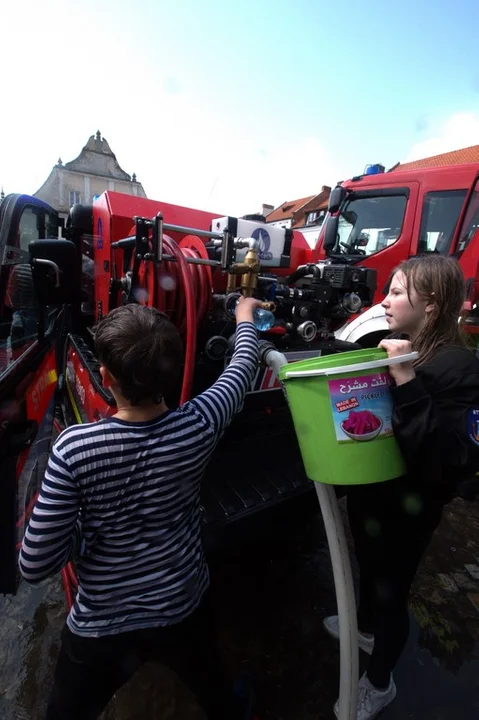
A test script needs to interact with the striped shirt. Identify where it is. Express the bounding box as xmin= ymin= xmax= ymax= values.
xmin=19 ymin=322 xmax=258 ymax=637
